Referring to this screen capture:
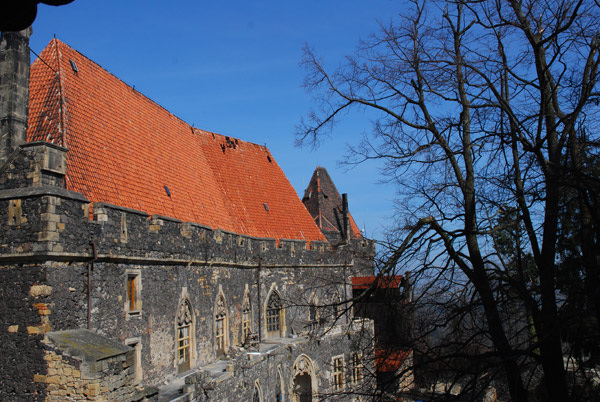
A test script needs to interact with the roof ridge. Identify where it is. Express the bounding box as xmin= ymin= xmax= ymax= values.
xmin=54 ymin=38 xmax=67 ymax=148
xmin=51 ymin=39 xmax=273 ymax=151
xmin=48 ymin=39 xmax=208 ymax=142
